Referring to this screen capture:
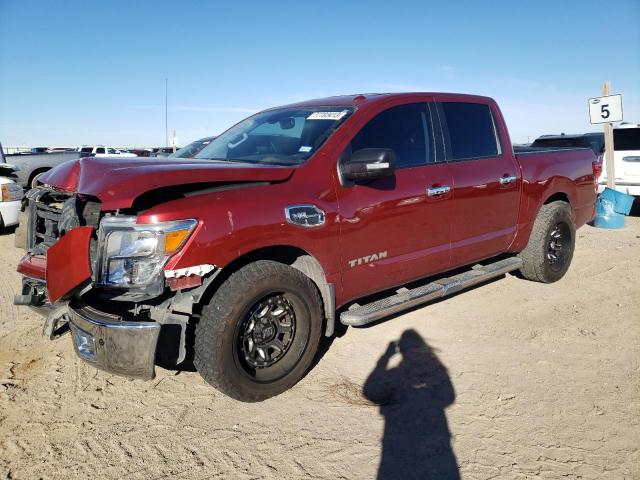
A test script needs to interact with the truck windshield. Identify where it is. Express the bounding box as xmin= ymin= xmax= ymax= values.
xmin=614 ymin=128 xmax=640 ymax=151
xmin=195 ymin=107 xmax=353 ymax=165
